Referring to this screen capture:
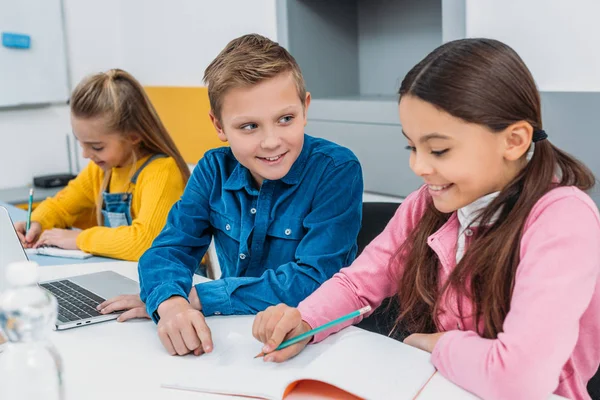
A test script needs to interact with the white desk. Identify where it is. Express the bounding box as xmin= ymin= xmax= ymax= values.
xmin=40 ymin=261 xmax=230 ymax=400
xmin=34 ymin=262 xmax=567 ymax=400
